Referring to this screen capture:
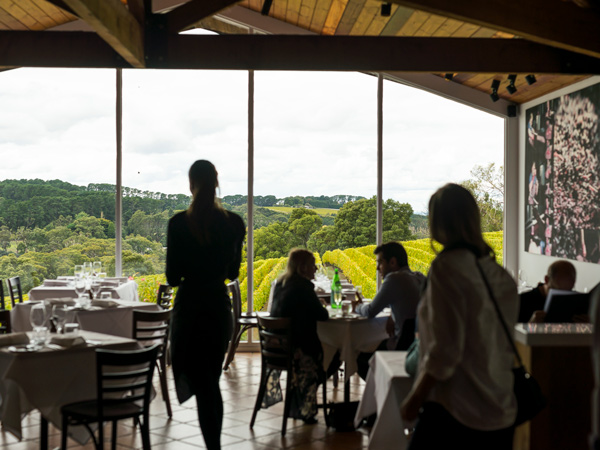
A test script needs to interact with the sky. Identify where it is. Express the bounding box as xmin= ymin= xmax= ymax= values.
xmin=0 ymin=63 xmax=504 ymax=215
